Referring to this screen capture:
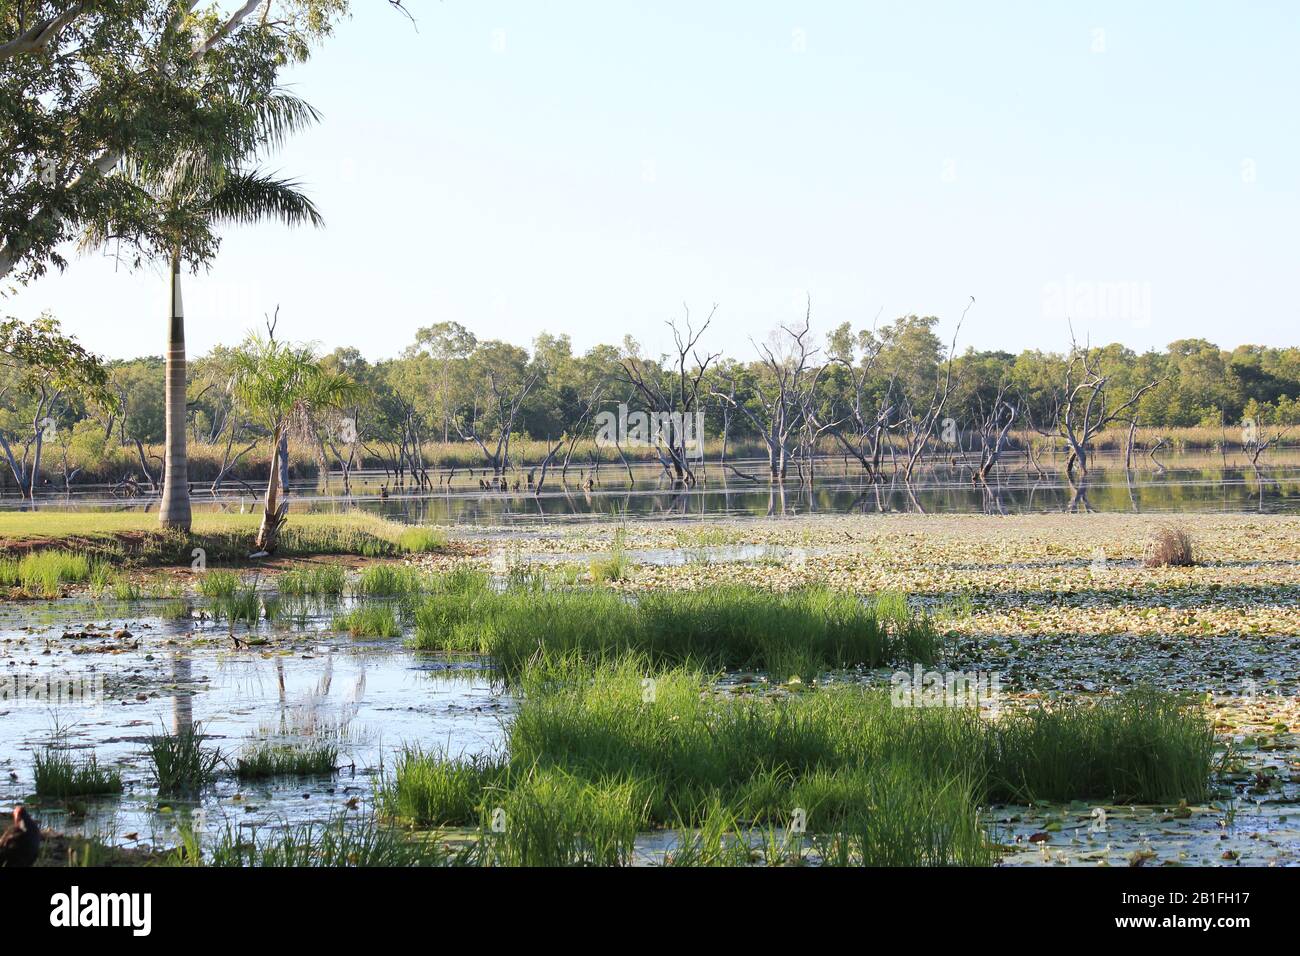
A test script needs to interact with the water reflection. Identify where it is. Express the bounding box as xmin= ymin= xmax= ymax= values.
xmin=5 ymin=451 xmax=1300 ymax=523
